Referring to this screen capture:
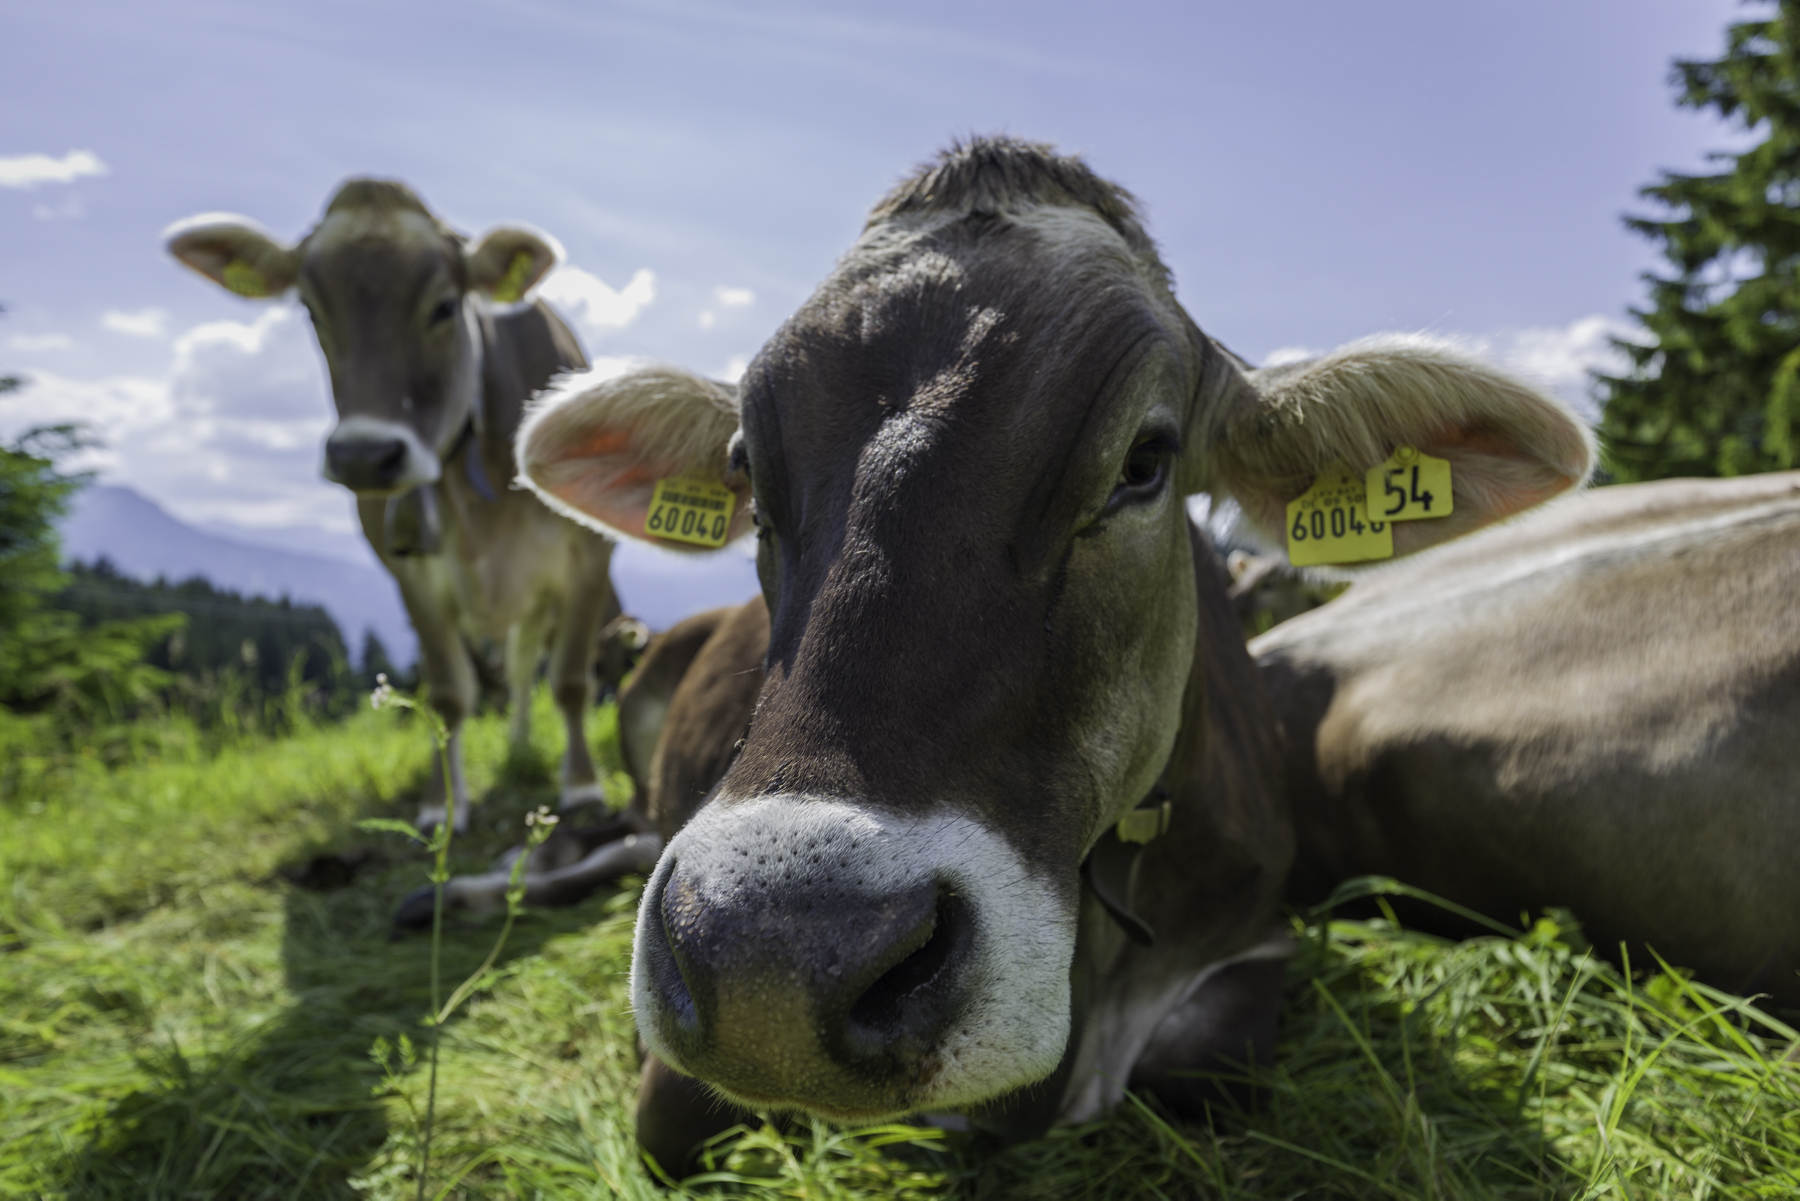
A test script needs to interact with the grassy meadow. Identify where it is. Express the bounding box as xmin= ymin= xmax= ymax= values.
xmin=4 ymin=691 xmax=1800 ymax=1200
